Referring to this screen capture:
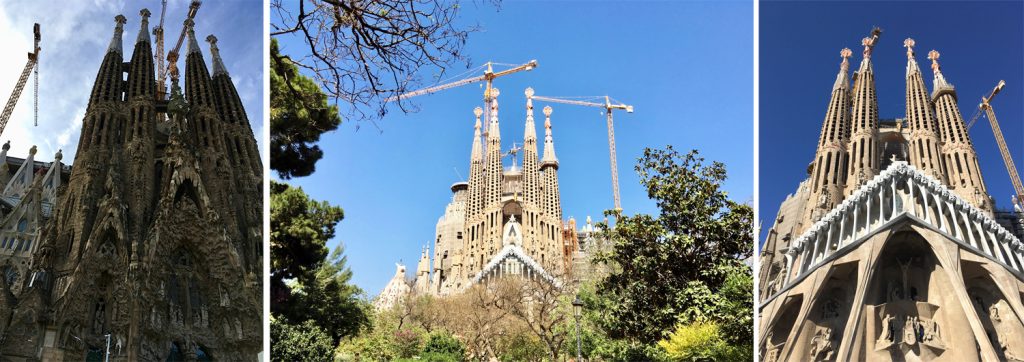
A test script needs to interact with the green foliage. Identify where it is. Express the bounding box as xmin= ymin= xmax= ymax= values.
xmin=270 ymin=38 xmax=341 ymax=179
xmin=271 ymin=180 xmax=368 ymax=345
xmin=499 ymin=332 xmax=547 ymax=362
xmin=271 ymin=318 xmax=335 ymax=362
xmin=394 ymin=328 xmax=424 ymax=358
xmin=658 ymin=321 xmax=751 ymax=361
xmin=593 ymin=146 xmax=753 ymax=343
xmin=422 ymin=332 xmax=466 ymax=358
